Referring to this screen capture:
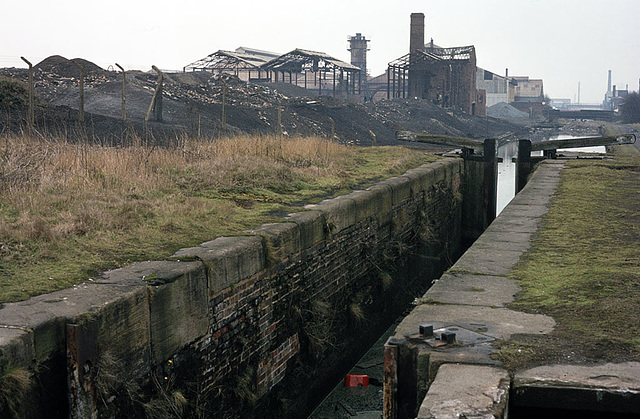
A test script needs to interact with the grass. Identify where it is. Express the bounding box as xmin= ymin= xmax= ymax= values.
xmin=502 ymin=152 xmax=640 ymax=368
xmin=0 ymin=134 xmax=438 ymax=302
